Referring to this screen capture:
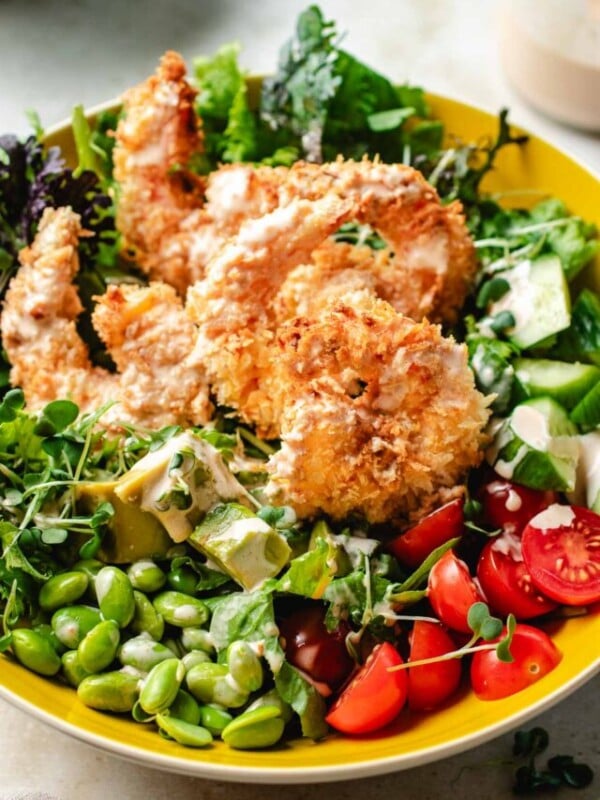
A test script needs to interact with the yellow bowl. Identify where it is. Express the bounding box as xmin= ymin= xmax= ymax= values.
xmin=2 ymin=91 xmax=599 ymax=784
